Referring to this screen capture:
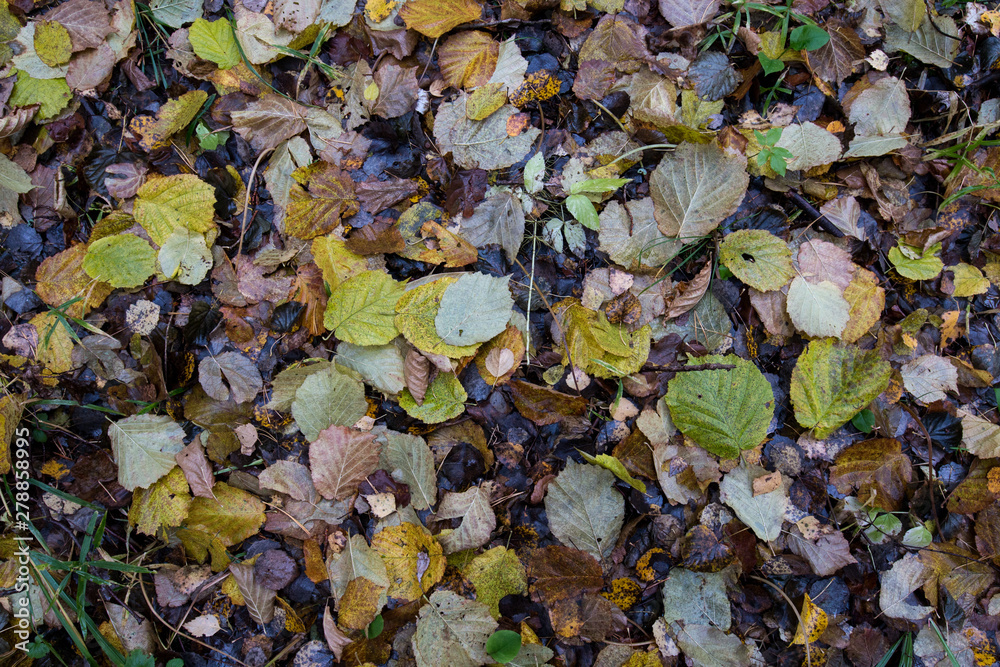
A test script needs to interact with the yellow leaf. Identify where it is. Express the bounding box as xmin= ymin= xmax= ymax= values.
xmin=128 ymin=467 xmax=193 ymax=536
xmin=439 ymin=31 xmax=497 ymax=89
xmin=311 ymin=234 xmax=369 ymax=290
xmin=791 ymin=593 xmax=828 ymax=645
xmin=134 ymin=174 xmax=217 ymax=246
xmin=30 ymin=311 xmax=75 ymax=374
xmin=185 ymin=482 xmax=266 ymax=547
xmin=949 ymin=263 xmax=990 ymax=298
xmin=35 ymin=244 xmax=113 ymax=318
xmin=285 ymin=163 xmax=359 ymax=240
xmin=34 ymin=20 xmax=72 ymax=67
xmin=394 ymin=275 xmax=481 ymax=358
xmin=0 ymin=393 xmax=26 ymax=475
xmin=371 ymin=522 xmax=445 ymax=602
xmin=466 ymin=82 xmax=507 ymax=120
xmin=131 ymin=90 xmax=209 ymax=151
xmin=399 ymin=0 xmax=483 ymax=39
